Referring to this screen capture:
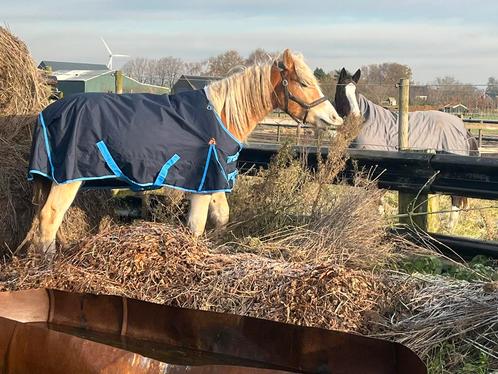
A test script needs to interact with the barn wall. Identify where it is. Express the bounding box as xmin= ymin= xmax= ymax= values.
xmin=57 ymin=81 xmax=85 ymax=97
xmin=85 ymin=73 xmax=116 ymax=93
